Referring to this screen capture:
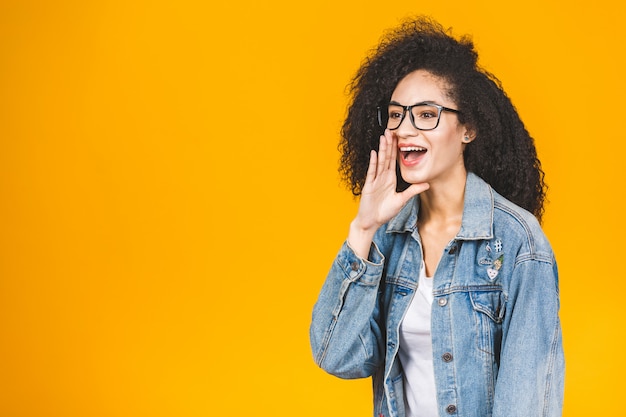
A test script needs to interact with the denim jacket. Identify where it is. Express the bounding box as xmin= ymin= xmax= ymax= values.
xmin=310 ymin=173 xmax=564 ymax=417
